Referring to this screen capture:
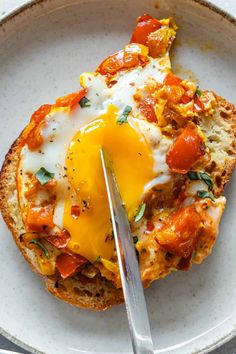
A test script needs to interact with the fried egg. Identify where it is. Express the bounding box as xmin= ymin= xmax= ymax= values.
xmin=19 ymin=53 xmax=172 ymax=262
